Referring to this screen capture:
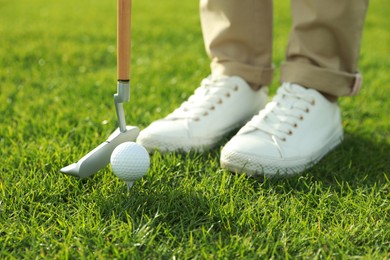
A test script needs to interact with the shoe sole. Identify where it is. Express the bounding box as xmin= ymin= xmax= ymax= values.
xmin=138 ymin=136 xmax=216 ymax=154
xmin=138 ymin=118 xmax=255 ymax=154
xmin=220 ymin=129 xmax=344 ymax=177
